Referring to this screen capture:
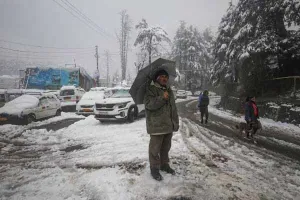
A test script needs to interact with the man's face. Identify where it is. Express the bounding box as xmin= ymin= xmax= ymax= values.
xmin=157 ymin=75 xmax=169 ymax=86
xmin=251 ymin=97 xmax=256 ymax=102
